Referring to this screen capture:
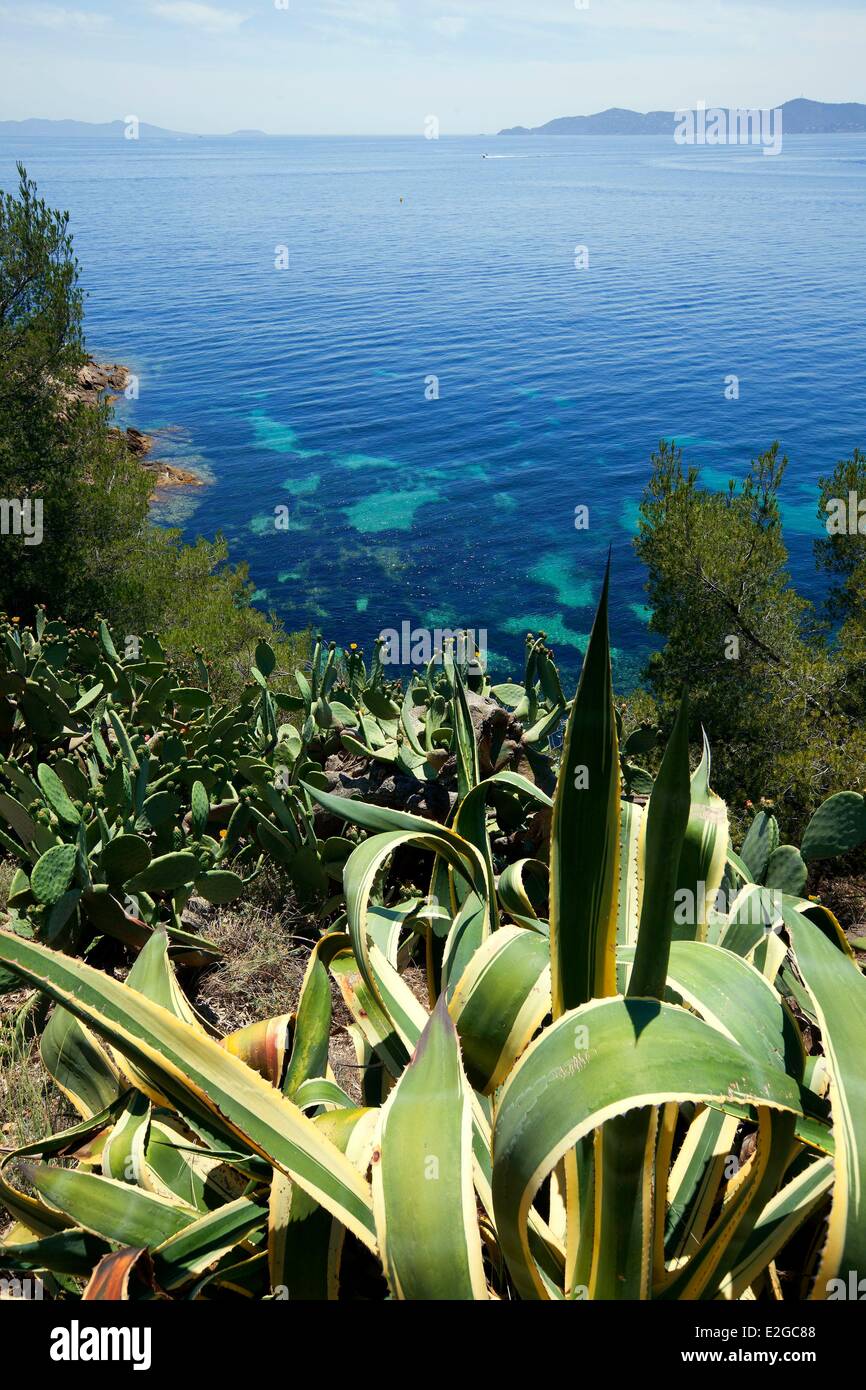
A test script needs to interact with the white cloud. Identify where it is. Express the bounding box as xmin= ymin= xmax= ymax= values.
xmin=0 ymin=5 xmax=111 ymax=31
xmin=151 ymin=2 xmax=249 ymax=34
xmin=431 ymin=16 xmax=466 ymax=40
